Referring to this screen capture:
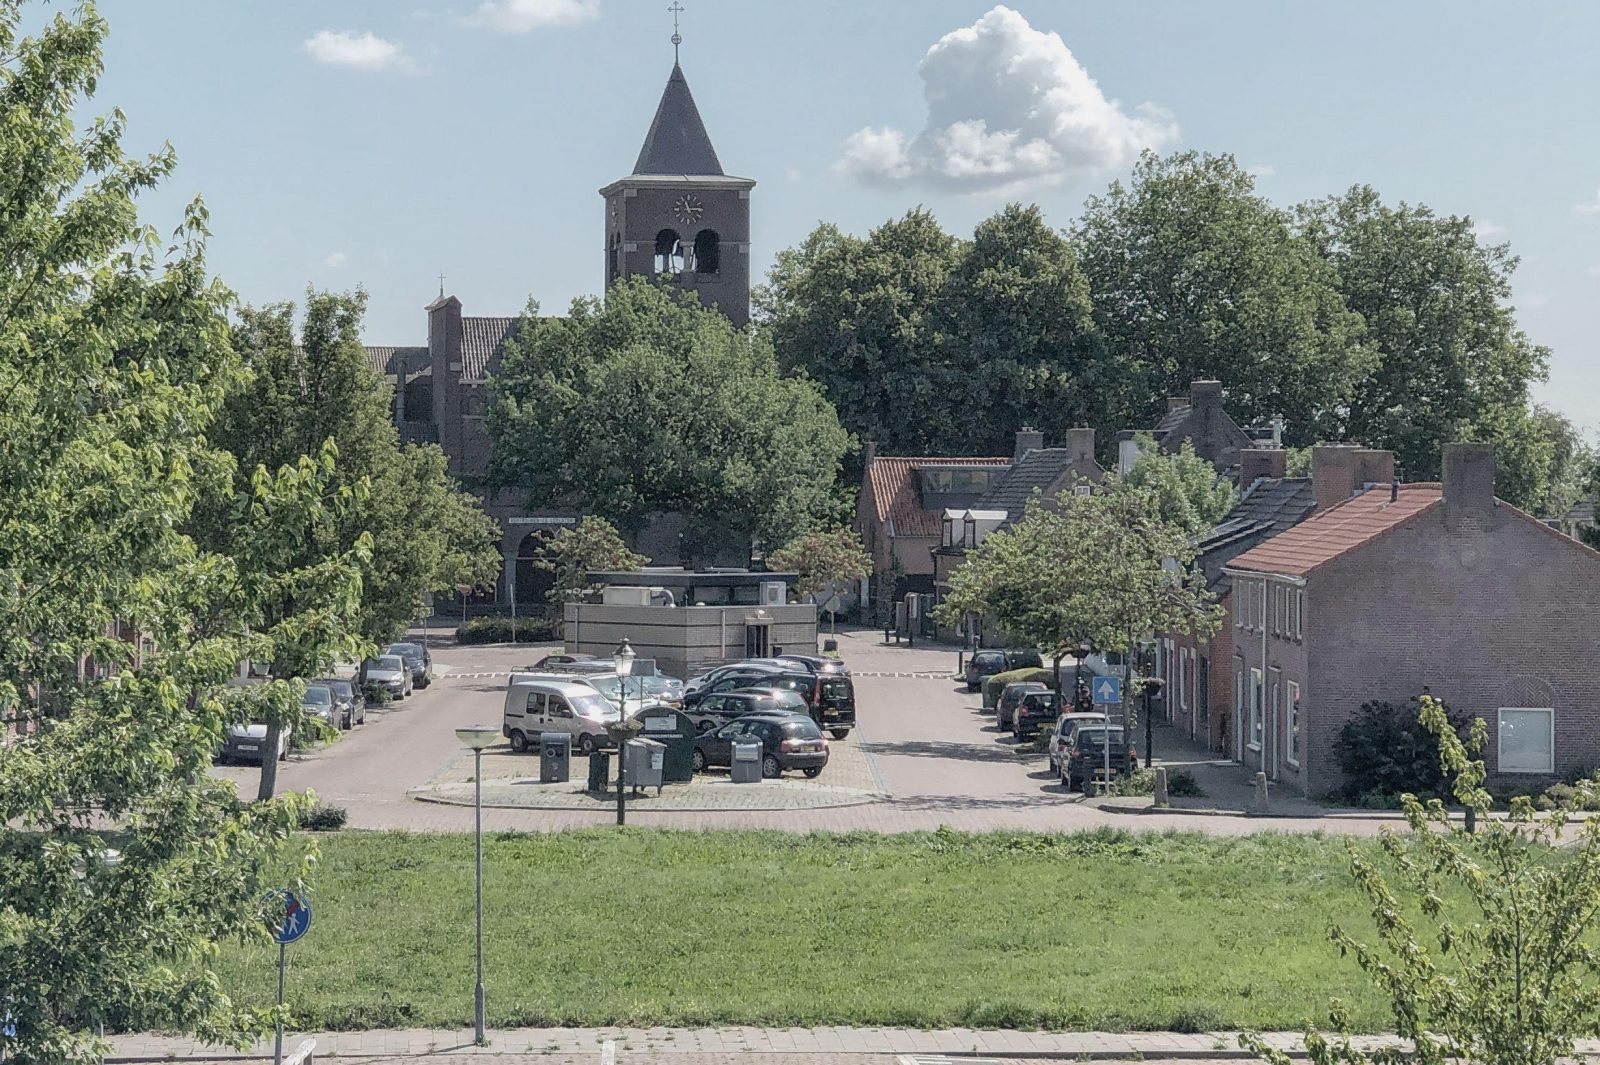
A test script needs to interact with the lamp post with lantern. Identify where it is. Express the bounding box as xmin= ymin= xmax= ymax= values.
xmin=606 ymin=639 xmax=643 ymax=826
xmin=454 ymin=723 xmax=500 ymax=1044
